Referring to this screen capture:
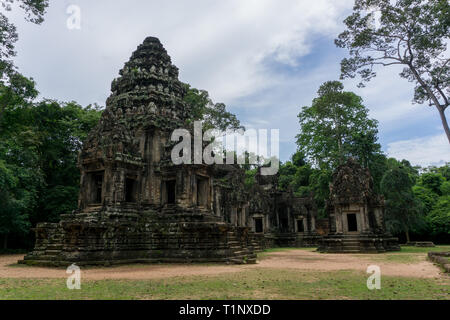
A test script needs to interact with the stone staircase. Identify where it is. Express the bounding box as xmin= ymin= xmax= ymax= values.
xmin=22 ymin=225 xmax=64 ymax=263
xmin=339 ymin=235 xmax=361 ymax=253
xmin=318 ymin=233 xmax=397 ymax=253
xmin=226 ymin=231 xmax=257 ymax=264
